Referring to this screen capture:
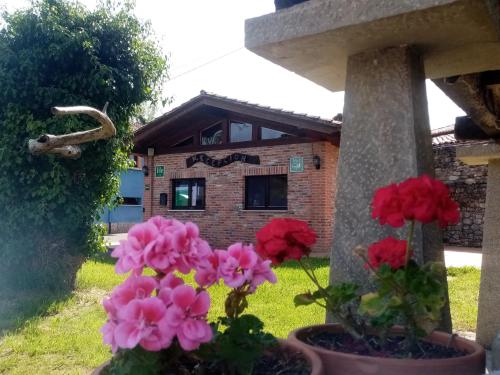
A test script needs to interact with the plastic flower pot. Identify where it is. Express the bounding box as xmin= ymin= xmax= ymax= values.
xmin=92 ymin=338 xmax=324 ymax=375
xmin=288 ymin=324 xmax=485 ymax=375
